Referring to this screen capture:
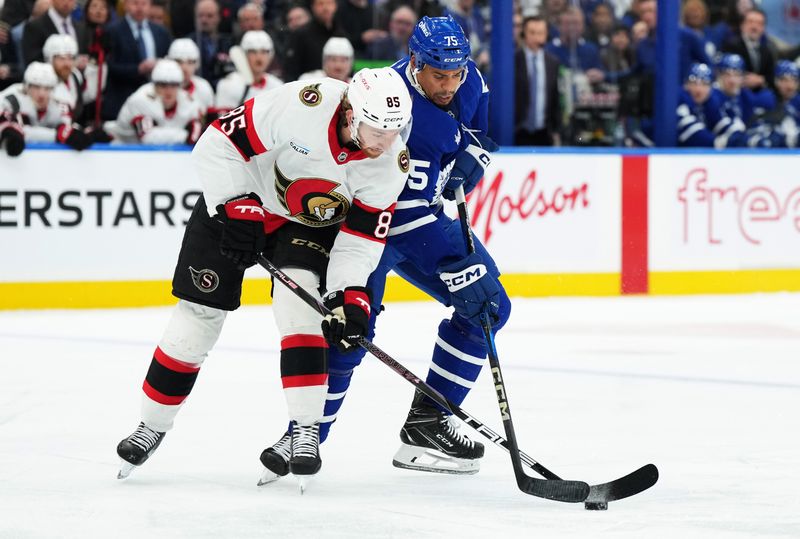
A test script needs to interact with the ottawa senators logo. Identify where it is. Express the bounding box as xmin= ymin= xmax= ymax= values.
xmin=299 ymin=83 xmax=322 ymax=107
xmin=189 ymin=267 xmax=219 ymax=293
xmin=398 ymin=149 xmax=410 ymax=173
xmin=274 ymin=163 xmax=350 ymax=226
